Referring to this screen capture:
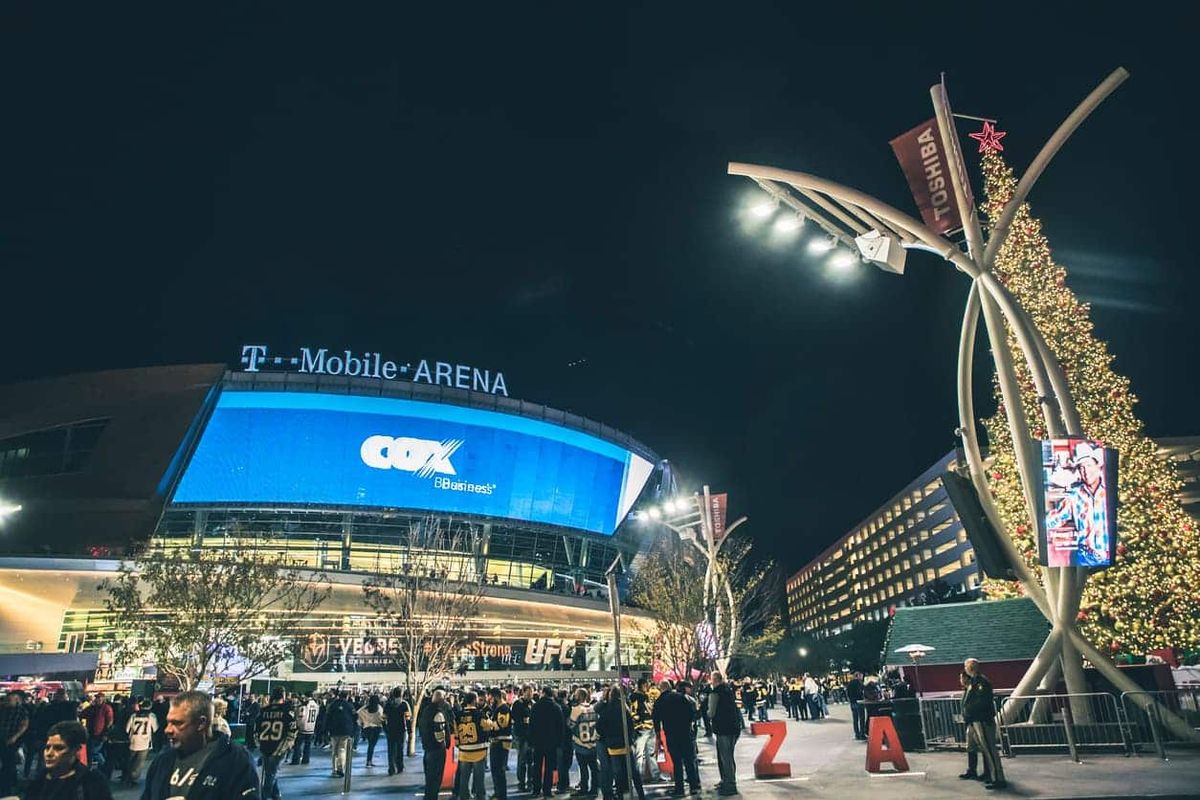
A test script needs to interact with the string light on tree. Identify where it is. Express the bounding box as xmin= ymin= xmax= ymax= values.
xmin=976 ymin=143 xmax=1200 ymax=657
